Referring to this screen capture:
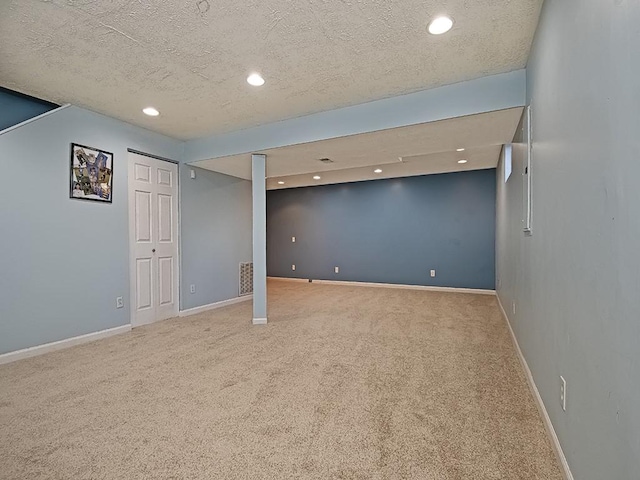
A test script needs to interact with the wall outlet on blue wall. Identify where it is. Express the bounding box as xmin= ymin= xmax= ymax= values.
xmin=292 ymin=264 xmax=296 ymax=271
xmin=334 ymin=266 xmax=339 ymax=274
xmin=430 ymin=269 xmax=436 ymax=277
xmin=190 ymin=284 xmax=196 ymax=294
xmin=116 ymin=297 xmax=124 ymax=309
